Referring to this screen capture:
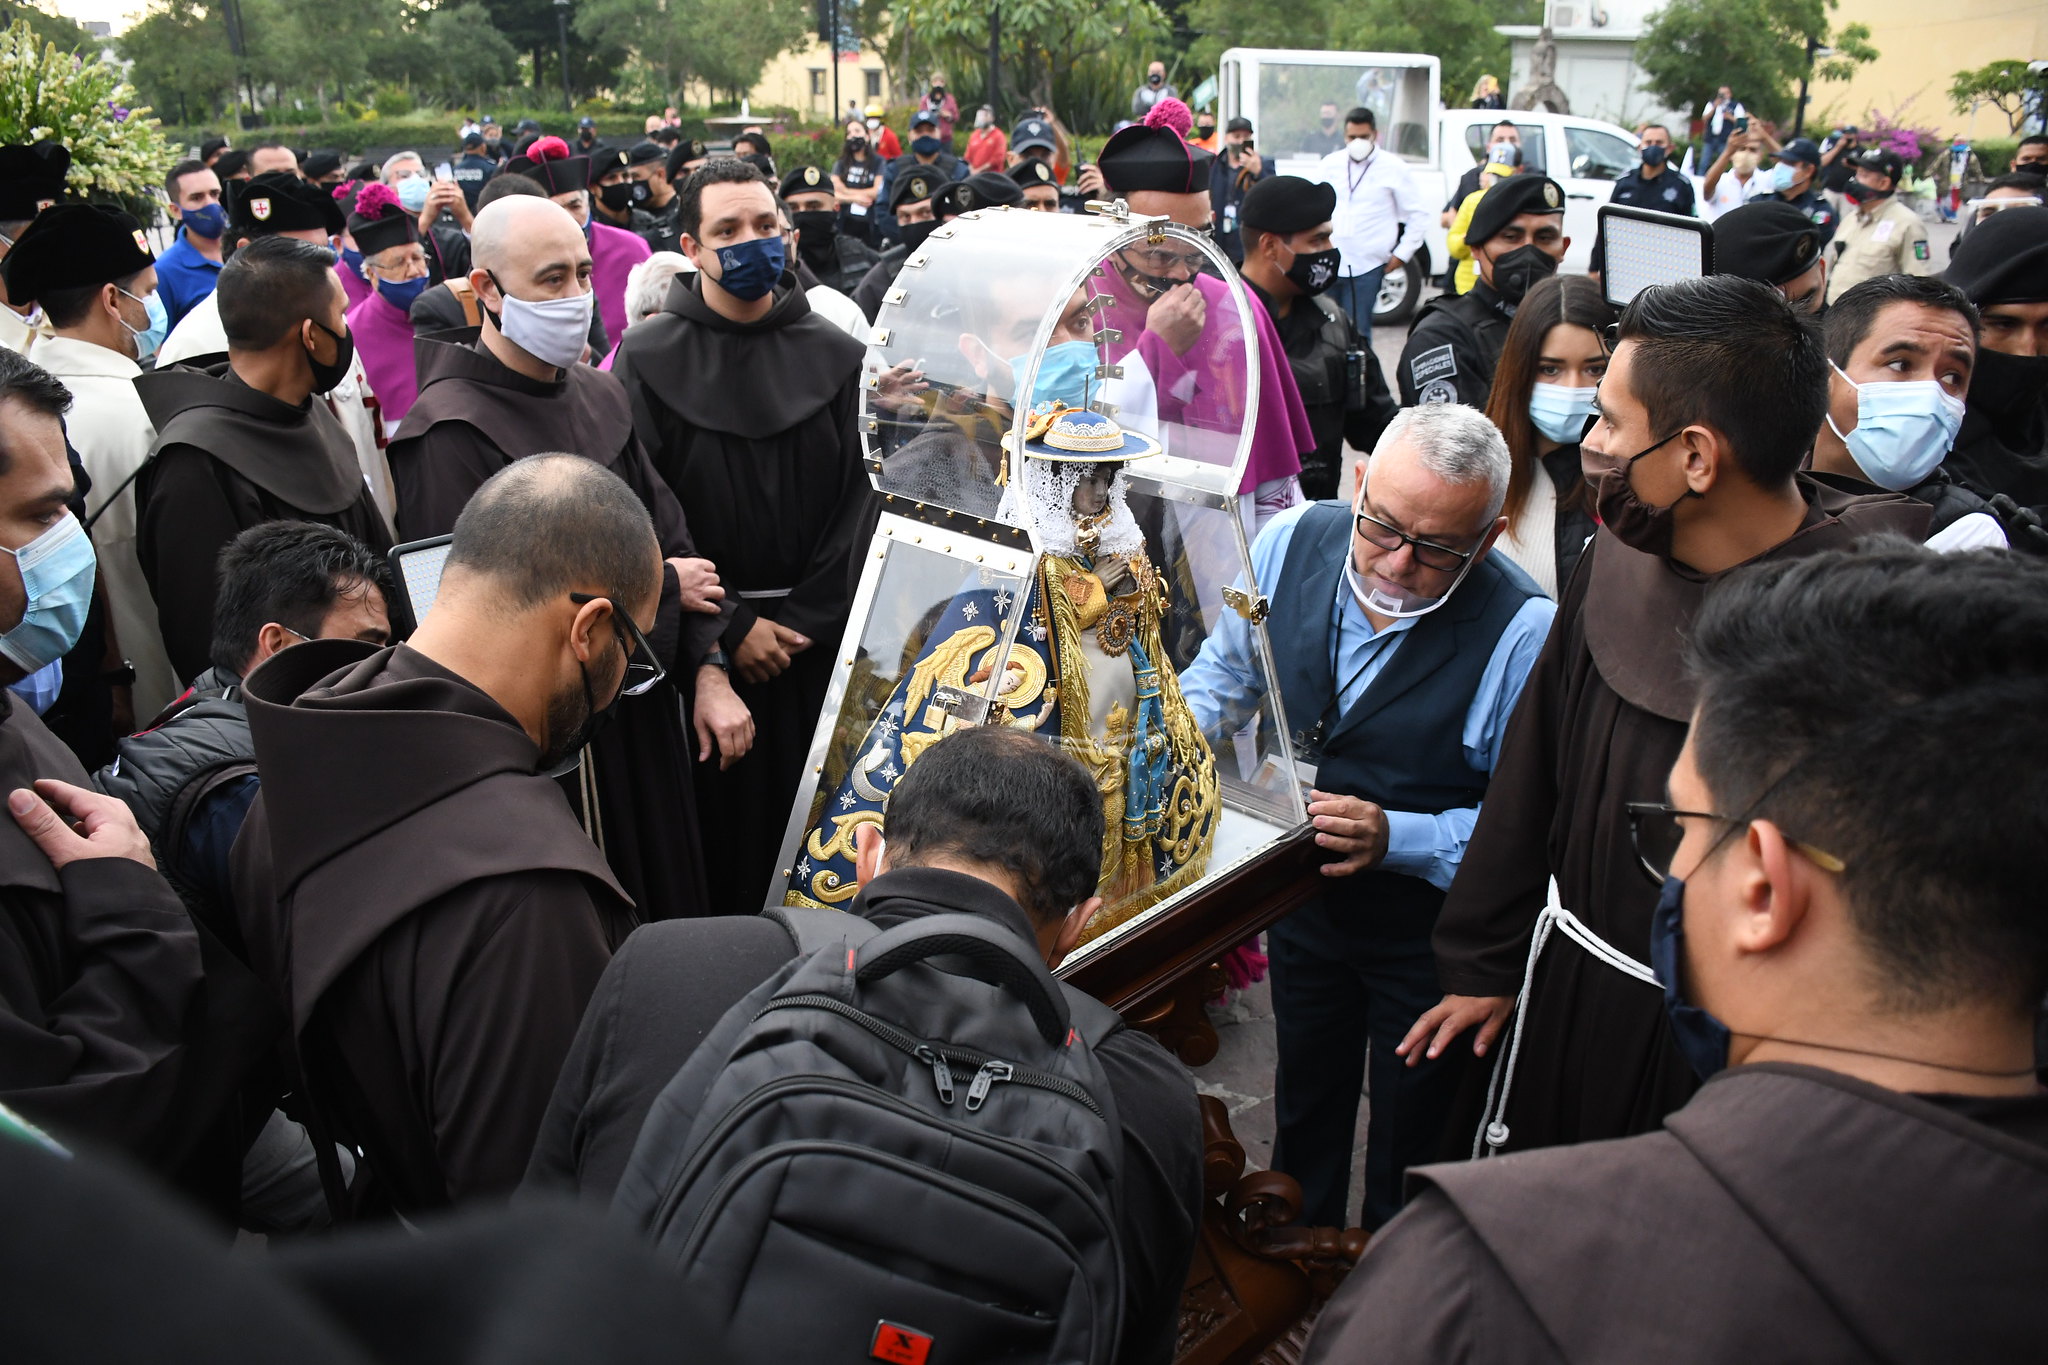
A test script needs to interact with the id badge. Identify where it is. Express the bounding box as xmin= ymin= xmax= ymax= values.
xmin=850 ymin=202 xmax=869 ymax=216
